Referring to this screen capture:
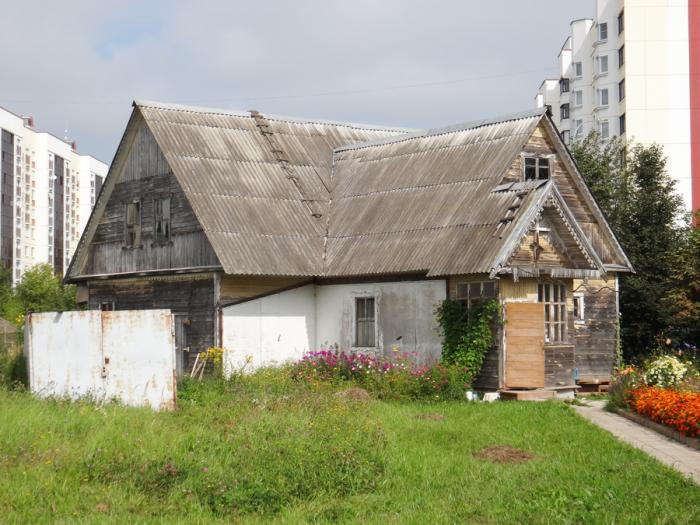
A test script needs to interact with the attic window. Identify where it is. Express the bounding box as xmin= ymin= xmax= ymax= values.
xmin=153 ymin=197 xmax=171 ymax=243
xmin=523 ymin=157 xmax=550 ymax=181
xmin=124 ymin=200 xmax=141 ymax=248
